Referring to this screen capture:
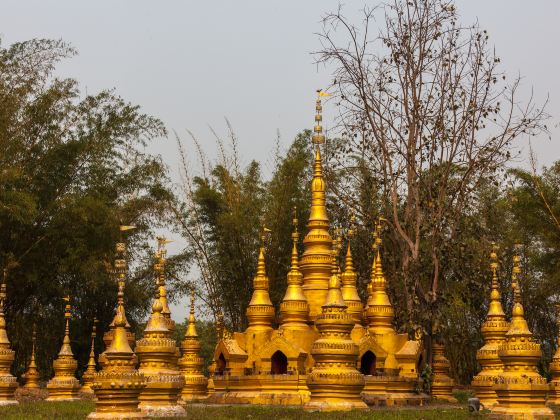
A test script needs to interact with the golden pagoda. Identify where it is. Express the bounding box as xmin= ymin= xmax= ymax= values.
xmin=430 ymin=343 xmax=456 ymax=402
xmin=490 ymin=253 xmax=554 ymax=419
xmin=471 ymin=245 xmax=509 ymax=407
xmin=178 ymin=288 xmax=208 ymax=403
xmin=88 ymin=235 xmax=146 ymax=419
xmin=22 ymin=327 xmax=40 ymax=389
xmin=0 ymin=269 xmax=18 ymax=405
xmin=548 ymin=303 xmax=560 ymax=407
xmin=208 ymin=91 xmax=424 ymax=410
xmin=135 ymin=240 xmax=185 ymax=417
xmin=102 ymin=232 xmax=136 ymax=350
xmin=360 ymin=224 xmax=425 ymax=406
xmin=46 ymin=296 xmax=80 ymax=402
xmin=304 ymin=242 xmax=367 ymax=411
xmin=80 ymin=319 xmax=97 ymax=394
